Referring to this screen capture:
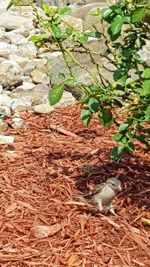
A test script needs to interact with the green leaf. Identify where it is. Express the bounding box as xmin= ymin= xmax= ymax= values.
xmin=85 ymin=31 xmax=102 ymax=39
xmin=53 ymin=16 xmax=61 ymax=25
xmin=145 ymin=104 xmax=150 ymax=121
xmin=112 ymin=133 xmax=123 ymax=141
xmin=90 ymin=7 xmax=101 ymax=16
xmin=88 ymin=97 xmax=100 ymax=113
xmin=123 ymin=16 xmax=131 ymax=23
xmin=59 ymin=7 xmax=72 ymax=15
xmin=113 ymin=69 xmax=126 ymax=82
xmin=135 ymin=37 xmax=143 ymax=48
xmin=65 ymin=78 xmax=78 ymax=87
xmin=99 ymin=109 xmax=113 ymax=127
xmin=79 ymin=34 xmax=88 ymax=43
xmin=79 ymin=95 xmax=90 ymax=105
xmin=143 ymin=68 xmax=150 ymax=79
xmin=119 ymin=123 xmax=129 ymax=131
xmin=65 ymin=27 xmax=73 ymax=35
xmin=58 ymin=72 xmax=66 ymax=80
xmin=7 ymin=0 xmax=20 ymax=10
xmin=107 ymin=27 xmax=120 ymax=41
xmin=29 ymin=35 xmax=48 ymax=43
xmin=126 ymin=142 xmax=135 ymax=153
xmin=80 ymin=108 xmax=92 ymax=127
xmin=143 ymin=80 xmax=150 ymax=95
xmin=102 ymin=7 xmax=112 ymax=19
xmin=51 ymin=24 xmax=61 ymax=39
xmin=48 ymin=84 xmax=64 ymax=105
xmin=42 ymin=4 xmax=51 ymax=15
xmin=111 ymin=15 xmax=123 ymax=35
xmin=111 ymin=146 xmax=124 ymax=161
xmin=131 ymin=7 xmax=146 ymax=23
xmin=88 ymin=85 xmax=103 ymax=93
